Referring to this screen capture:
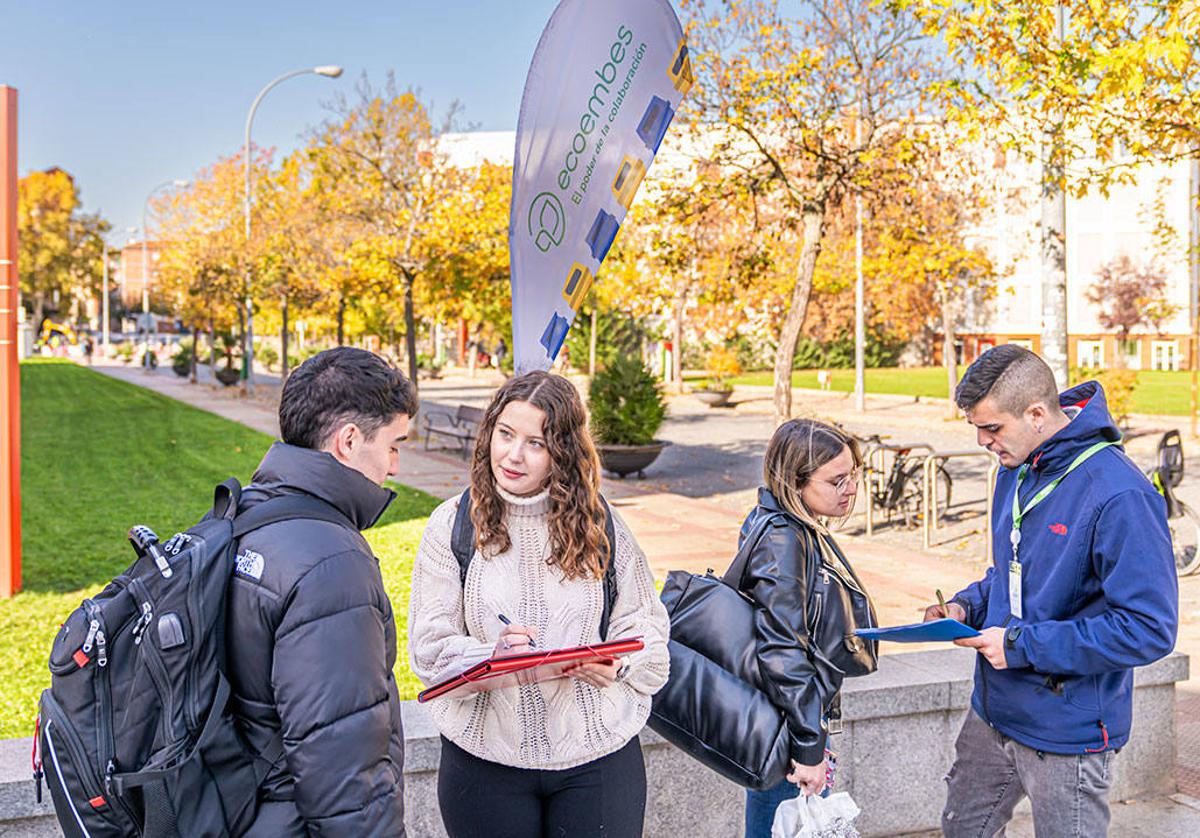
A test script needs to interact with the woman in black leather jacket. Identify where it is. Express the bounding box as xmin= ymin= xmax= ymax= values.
xmin=742 ymin=419 xmax=878 ymax=837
